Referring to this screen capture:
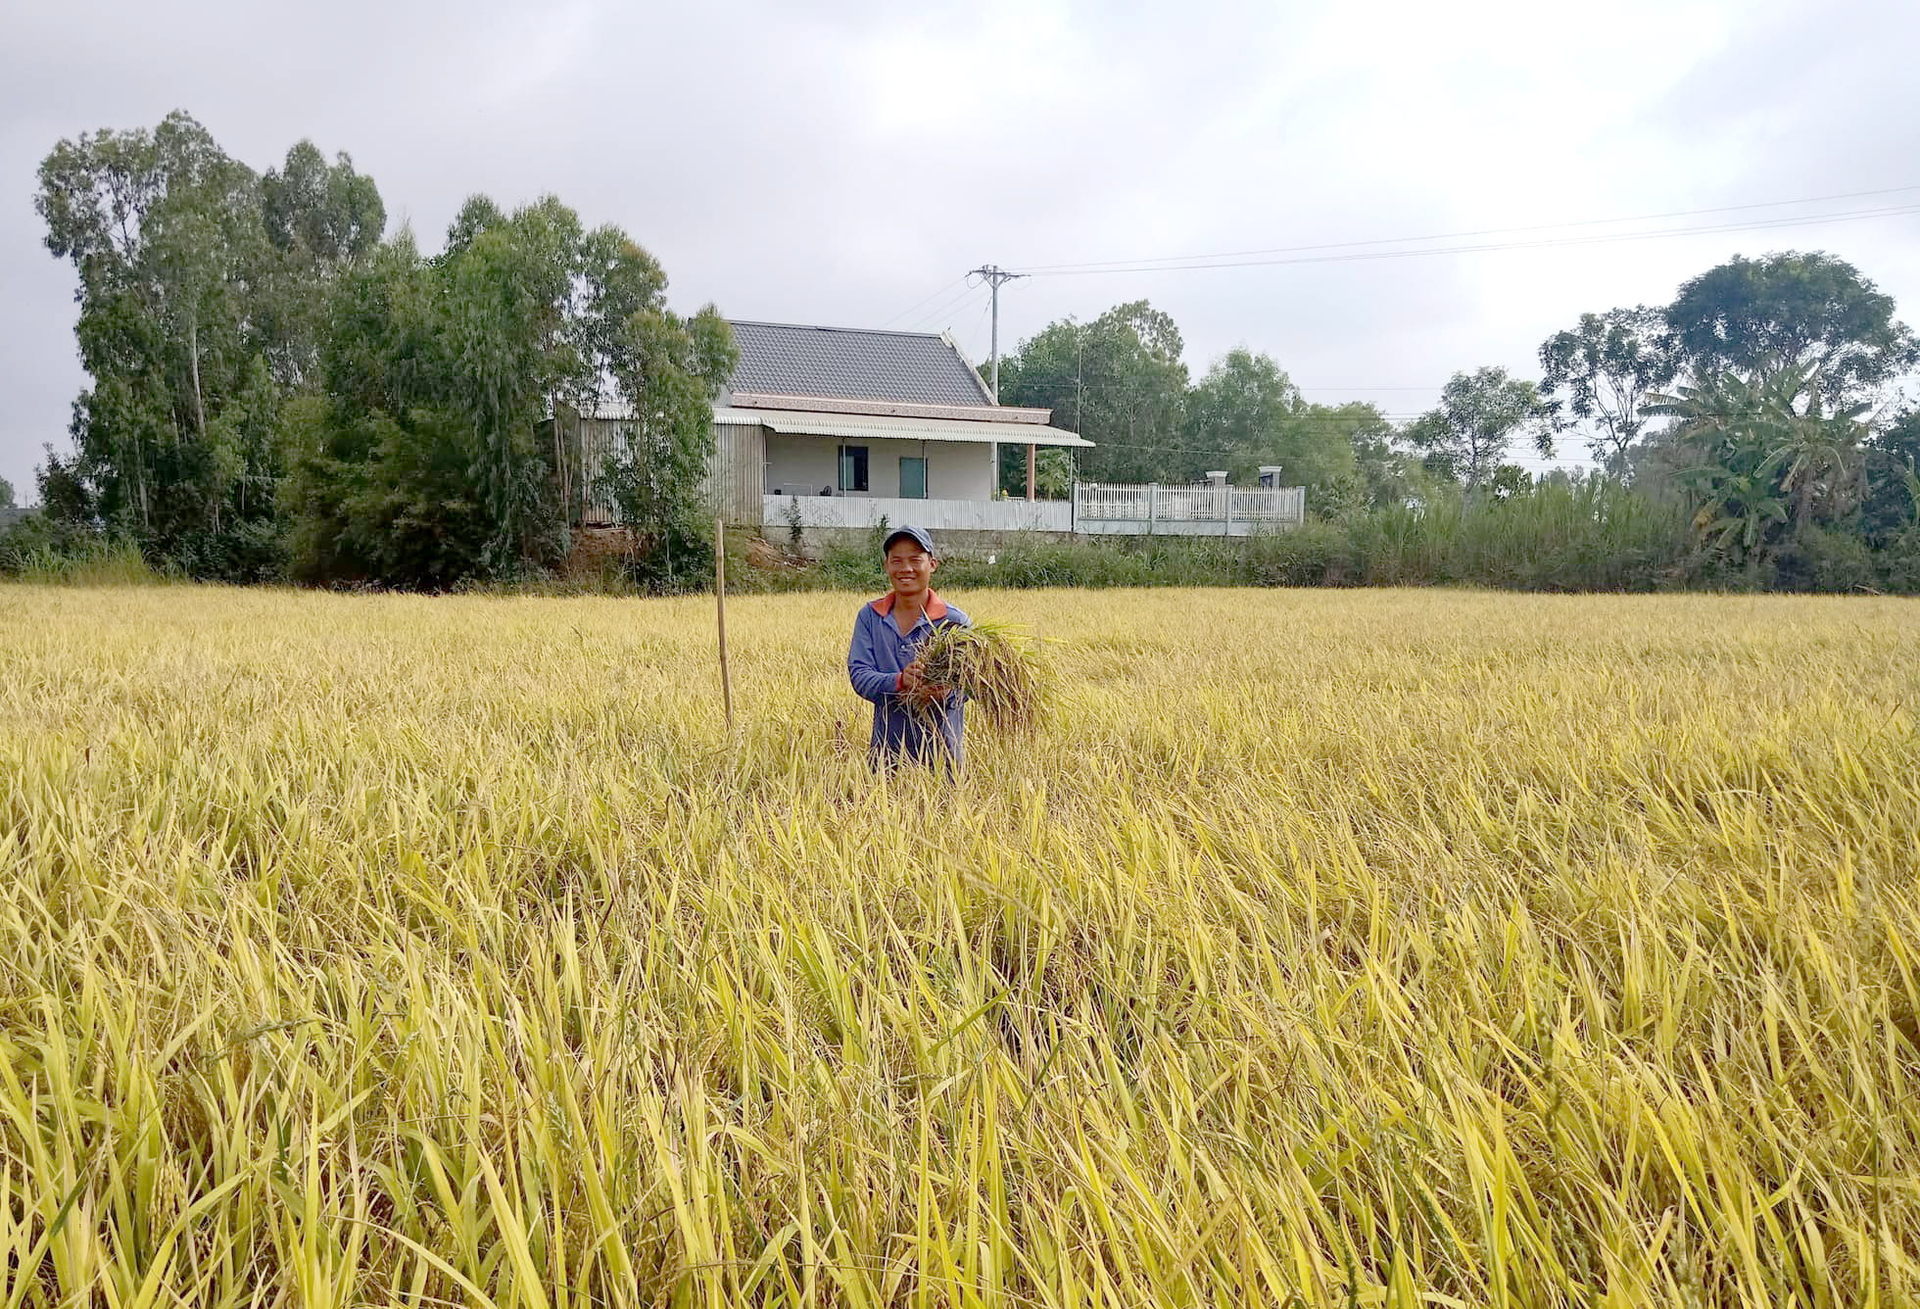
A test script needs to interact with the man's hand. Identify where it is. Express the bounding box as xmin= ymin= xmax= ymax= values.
xmin=899 ymin=660 xmax=952 ymax=706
